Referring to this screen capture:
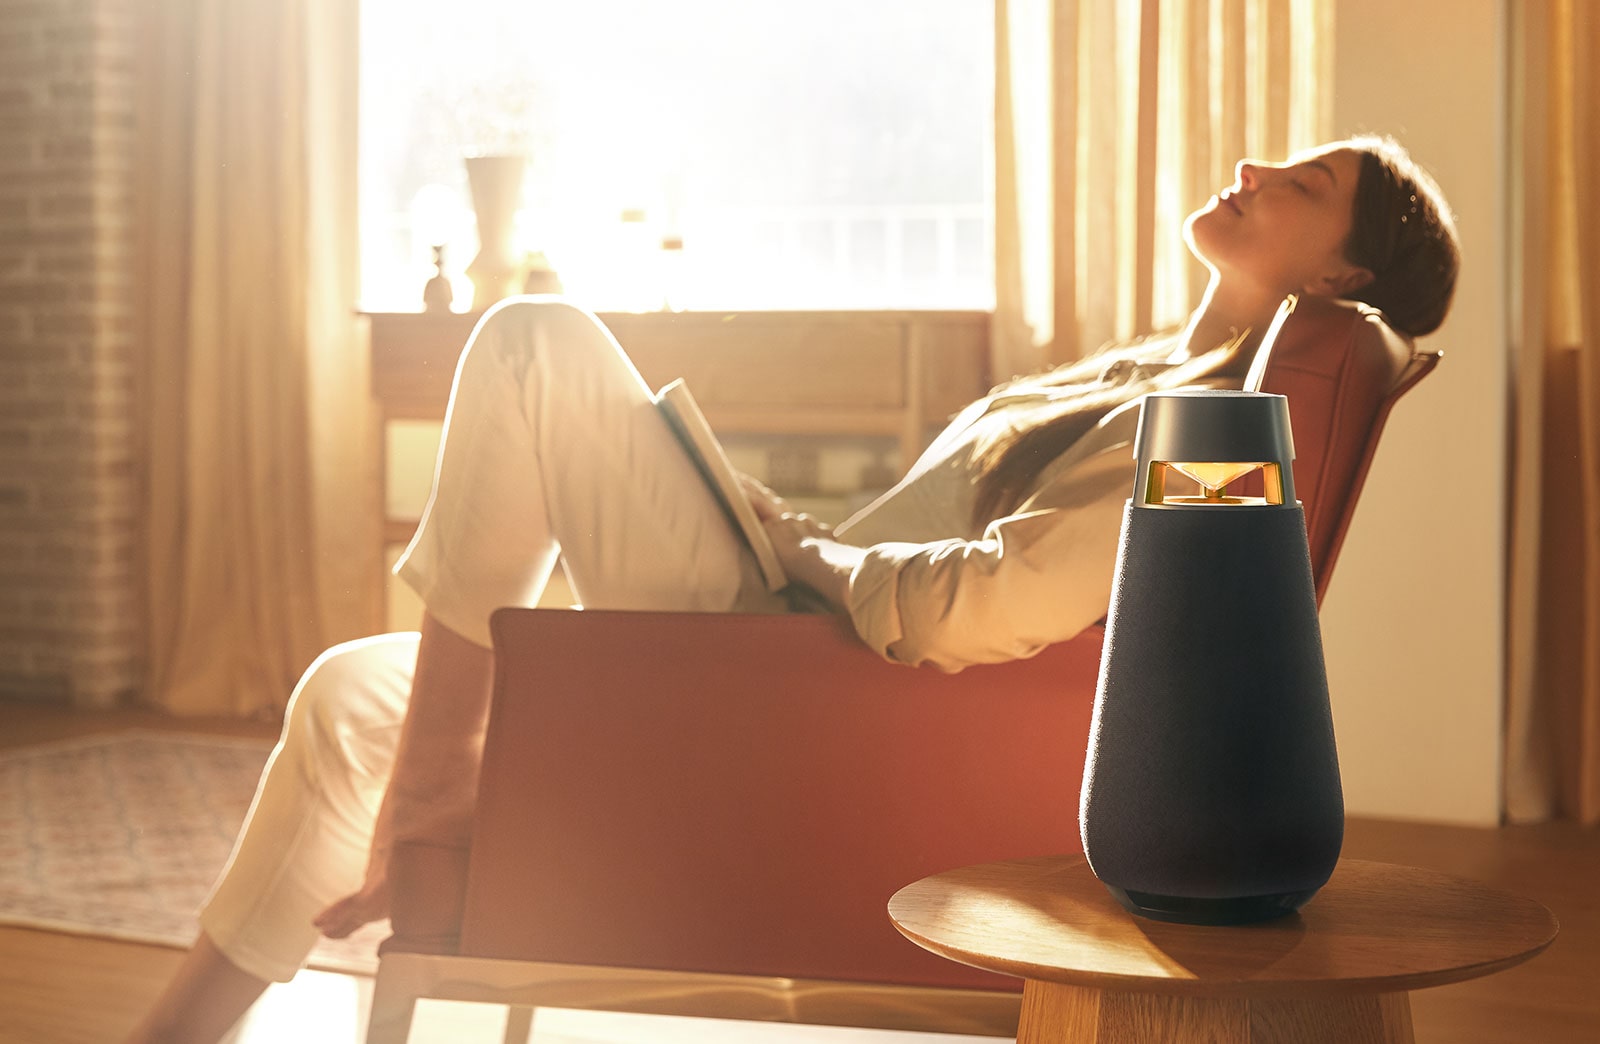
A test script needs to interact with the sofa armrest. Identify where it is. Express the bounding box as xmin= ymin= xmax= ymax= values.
xmin=457 ymin=608 xmax=1103 ymax=991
